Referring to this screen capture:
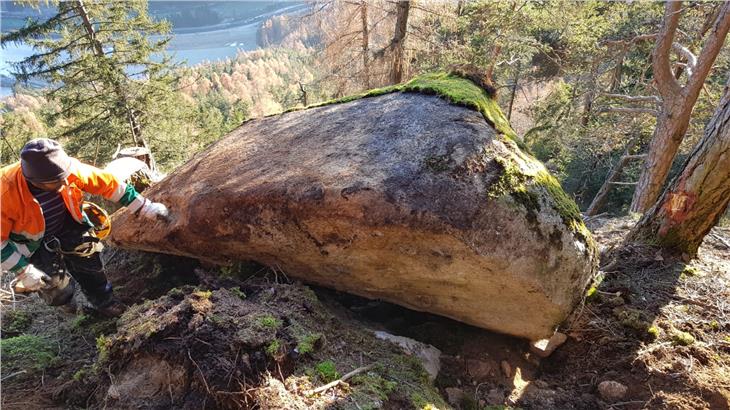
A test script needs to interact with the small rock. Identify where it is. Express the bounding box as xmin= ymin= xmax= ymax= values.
xmin=530 ymin=332 xmax=568 ymax=358
xmin=445 ymin=387 xmax=465 ymax=406
xmin=580 ymin=393 xmax=598 ymax=405
xmin=374 ymin=331 xmax=441 ymax=381
xmin=533 ymin=379 xmax=549 ymax=389
xmin=107 ymin=384 xmax=120 ymax=400
xmin=500 ymin=360 xmax=512 ymax=378
xmin=486 ymin=388 xmax=505 ymax=405
xmin=466 ymin=358 xmax=498 ymax=379
xmin=598 ymin=380 xmax=628 ymax=402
